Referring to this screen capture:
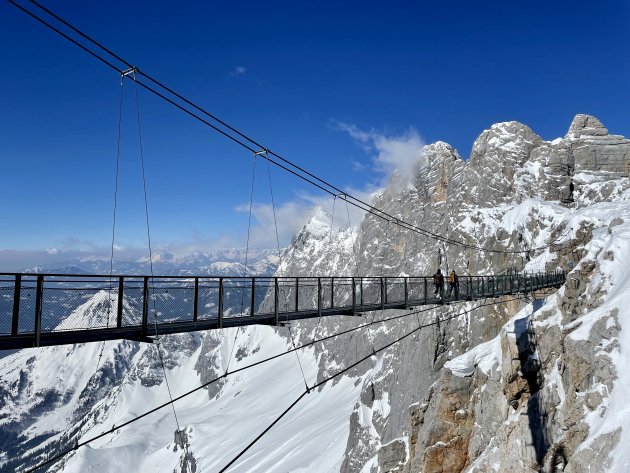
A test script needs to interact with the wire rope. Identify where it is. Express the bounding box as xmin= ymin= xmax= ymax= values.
xmin=24 ymin=292 xmax=533 ymax=473
xmin=6 ymin=0 xmax=565 ymax=257
xmin=217 ymin=295 xmax=526 ymax=471
xmin=133 ymin=74 xmax=189 ymax=461
xmin=226 ymin=154 xmax=257 ymax=376
xmin=95 ymin=74 xmax=124 ymax=371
